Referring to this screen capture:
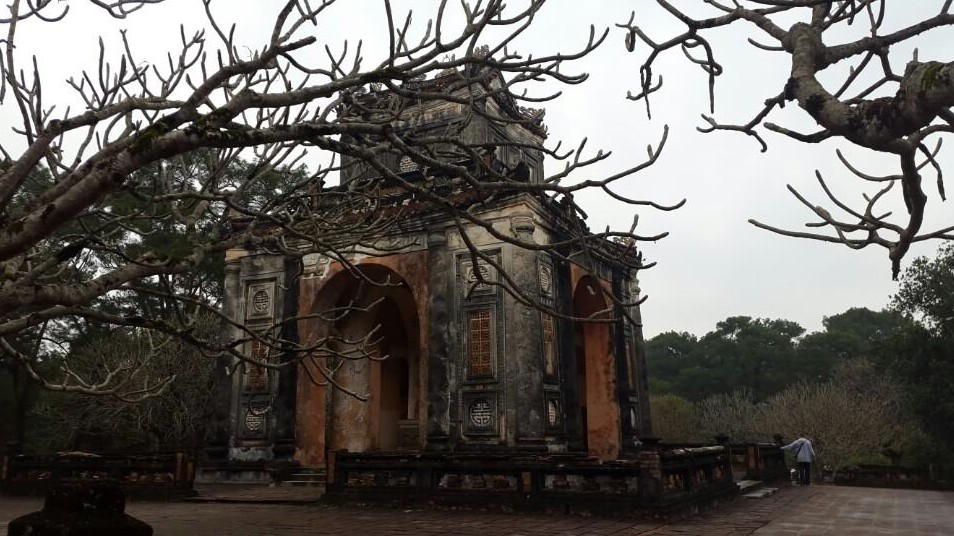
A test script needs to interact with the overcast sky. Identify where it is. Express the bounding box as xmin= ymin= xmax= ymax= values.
xmin=9 ymin=0 xmax=951 ymax=338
